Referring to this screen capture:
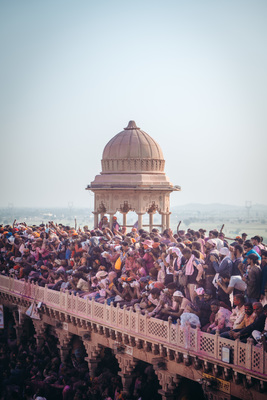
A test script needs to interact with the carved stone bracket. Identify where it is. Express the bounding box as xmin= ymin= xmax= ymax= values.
xmin=54 ymin=328 xmax=73 ymax=362
xmin=97 ymin=202 xmax=107 ymax=214
xmin=152 ymin=361 xmax=181 ymax=400
xmin=115 ymin=353 xmax=137 ymax=375
xmin=115 ymin=354 xmax=138 ymax=393
xmin=119 ymin=201 xmax=132 ymax=213
xmin=83 ymin=342 xmax=103 ymax=378
xmin=83 ymin=342 xmax=102 ymax=360
xmin=147 ymin=201 xmax=158 ymax=214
